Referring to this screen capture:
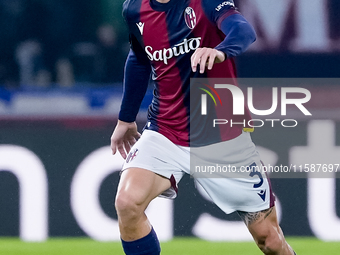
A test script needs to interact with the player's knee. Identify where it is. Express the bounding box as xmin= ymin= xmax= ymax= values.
xmin=255 ymin=231 xmax=284 ymax=255
xmin=115 ymin=191 xmax=143 ymax=218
